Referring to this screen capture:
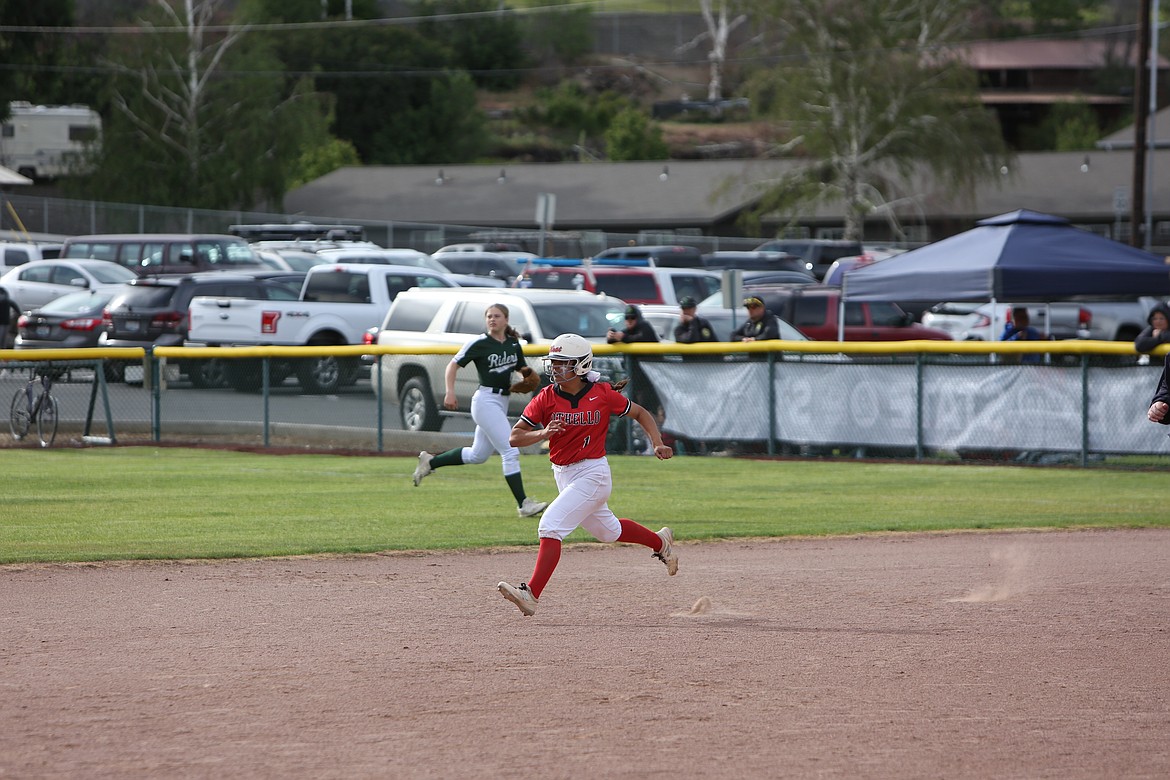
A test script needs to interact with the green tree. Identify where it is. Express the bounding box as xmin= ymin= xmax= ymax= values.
xmin=284 ymin=24 xmax=487 ymax=165
xmin=76 ymin=0 xmax=334 ymax=210
xmin=521 ymin=82 xmax=632 ymax=139
xmin=416 ymin=0 xmax=529 ymax=90
xmin=288 ymin=137 xmax=362 ymax=191
xmin=604 ymin=109 xmax=669 ymax=161
xmin=743 ymin=0 xmax=1011 ymax=241
xmin=1023 ymin=99 xmax=1103 ymax=151
xmin=0 ymin=0 xmax=78 ymax=117
xmin=523 ymin=3 xmax=594 ymax=68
